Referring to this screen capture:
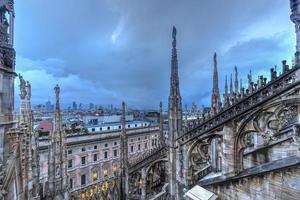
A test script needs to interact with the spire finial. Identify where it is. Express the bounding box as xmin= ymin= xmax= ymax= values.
xmin=19 ymin=74 xmax=27 ymax=100
xmin=54 ymin=84 xmax=60 ymax=111
xmin=213 ymin=52 xmax=219 ymax=91
xmin=225 ymin=75 xmax=228 ymax=96
xmin=234 ymin=66 xmax=239 ymax=95
xmin=169 ymin=26 xmax=180 ymax=97
xmin=211 ymin=52 xmax=220 ymax=114
xmin=172 ymin=26 xmax=177 ymax=40
xmin=230 ymin=73 xmax=233 ymax=95
xmin=26 ymin=81 xmax=31 ymax=100
xmin=214 ymin=52 xmax=217 ymax=64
